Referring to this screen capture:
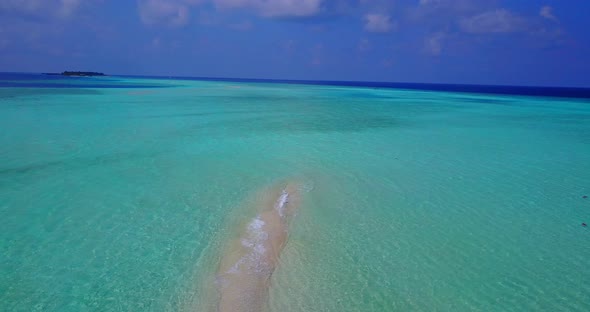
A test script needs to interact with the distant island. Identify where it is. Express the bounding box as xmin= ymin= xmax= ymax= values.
xmin=44 ymin=71 xmax=106 ymax=77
